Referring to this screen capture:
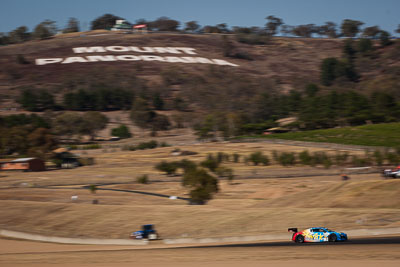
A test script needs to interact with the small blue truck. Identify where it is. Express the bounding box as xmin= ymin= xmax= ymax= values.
xmin=130 ymin=224 xmax=159 ymax=240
